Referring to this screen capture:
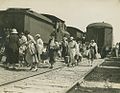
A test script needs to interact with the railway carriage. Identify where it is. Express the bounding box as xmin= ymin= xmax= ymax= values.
xmin=0 ymin=8 xmax=54 ymax=44
xmin=67 ymin=26 xmax=85 ymax=43
xmin=86 ymin=22 xmax=113 ymax=58
xmin=42 ymin=14 xmax=70 ymax=42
